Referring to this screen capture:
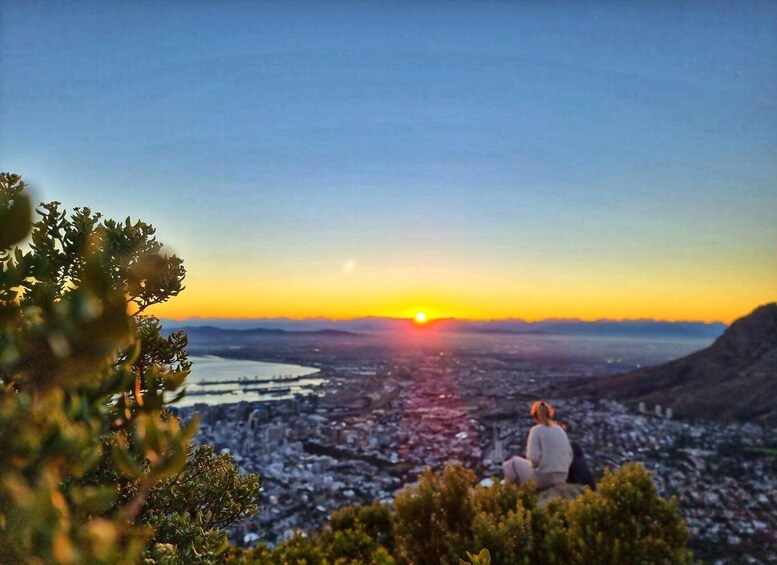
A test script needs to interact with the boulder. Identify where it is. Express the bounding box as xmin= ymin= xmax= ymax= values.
xmin=537 ymin=483 xmax=584 ymax=508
